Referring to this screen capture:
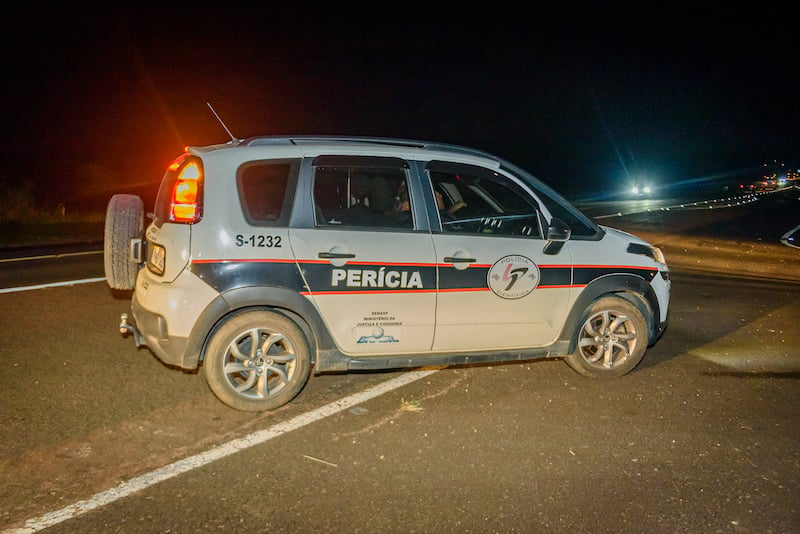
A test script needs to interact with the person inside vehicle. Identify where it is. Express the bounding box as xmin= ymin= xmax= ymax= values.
xmin=379 ymin=179 xmax=411 ymax=227
xmin=435 ymin=189 xmax=466 ymax=220
xmin=394 ymin=180 xmax=410 ymax=213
